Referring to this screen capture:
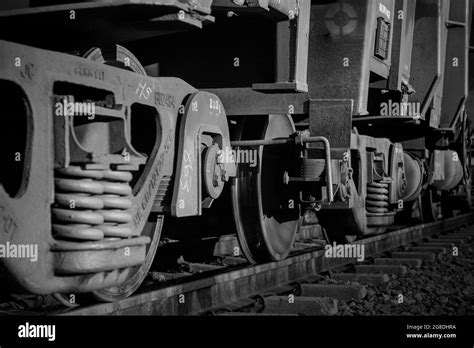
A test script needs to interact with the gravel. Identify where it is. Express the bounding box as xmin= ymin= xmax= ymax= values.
xmin=336 ymin=235 xmax=474 ymax=315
